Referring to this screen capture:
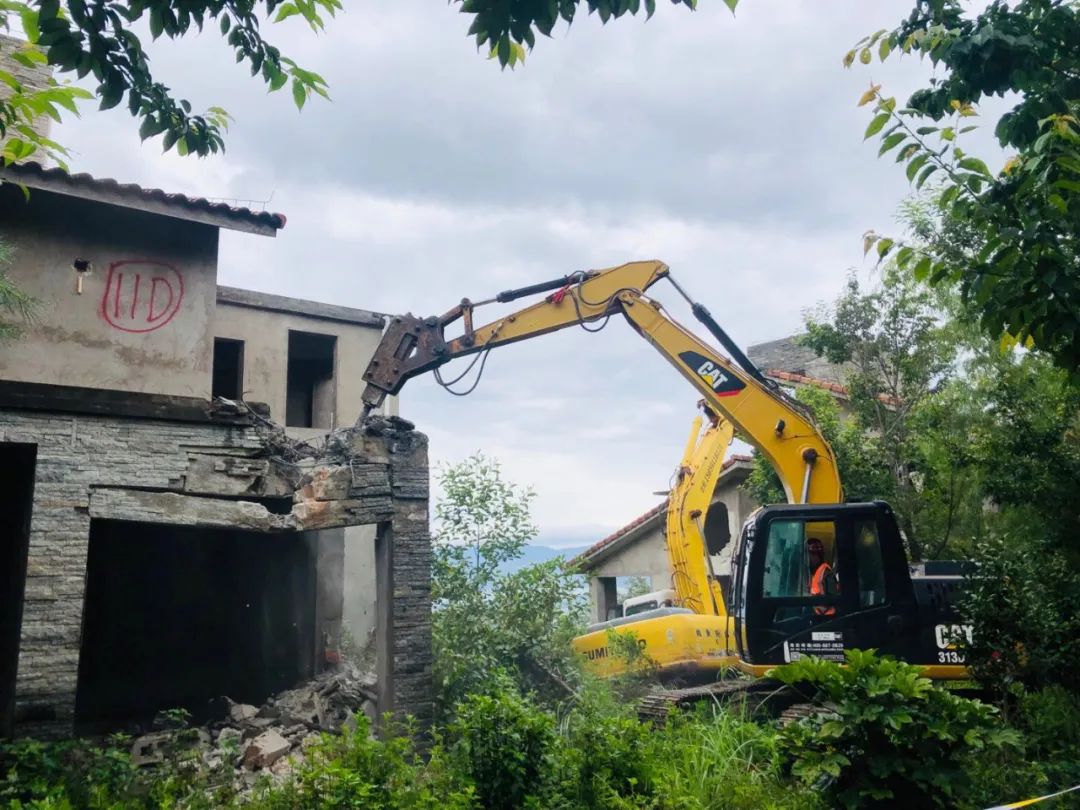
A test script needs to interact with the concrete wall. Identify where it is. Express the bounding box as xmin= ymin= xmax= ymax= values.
xmin=213 ymin=296 xmax=391 ymax=649
xmin=0 ymin=186 xmax=219 ymax=397
xmin=213 ymin=300 xmax=383 ymax=432
xmin=586 ymin=532 xmax=671 ymax=583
